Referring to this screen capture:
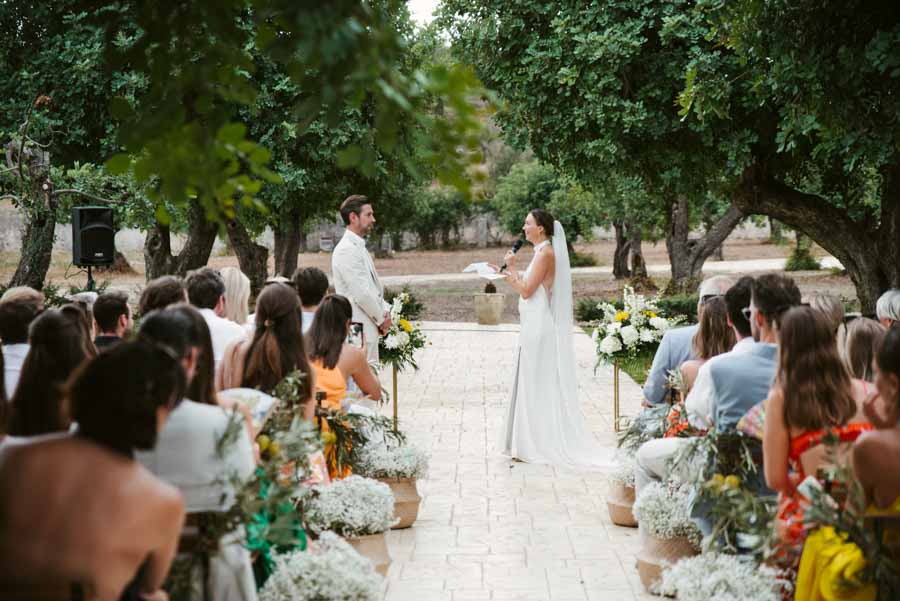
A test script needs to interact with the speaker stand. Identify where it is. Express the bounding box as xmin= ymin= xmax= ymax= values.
xmin=86 ymin=265 xmax=96 ymax=292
